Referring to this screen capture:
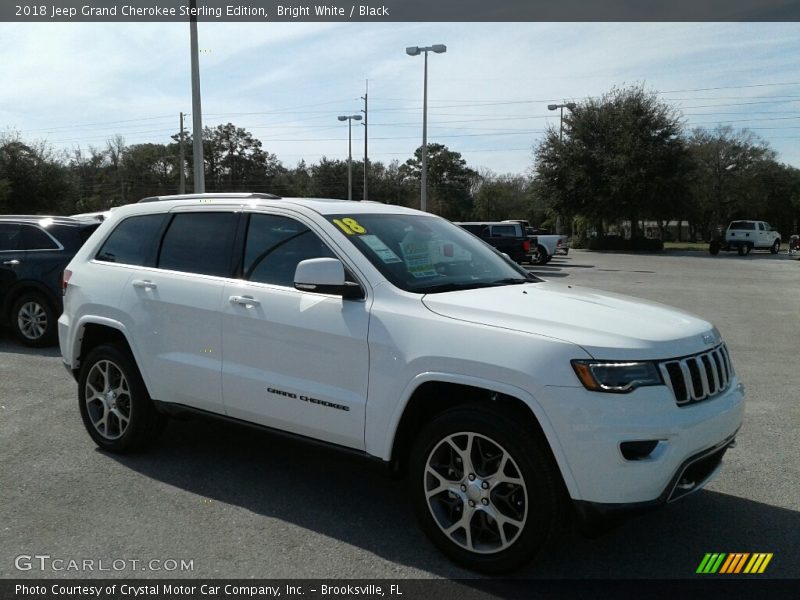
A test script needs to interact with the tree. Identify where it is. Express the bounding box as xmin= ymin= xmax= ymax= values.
xmin=400 ymin=143 xmax=477 ymax=220
xmin=0 ymin=134 xmax=75 ymax=214
xmin=181 ymin=123 xmax=283 ymax=193
xmin=685 ymin=126 xmax=777 ymax=239
xmin=534 ymin=85 xmax=688 ymax=237
xmin=121 ymin=143 xmax=178 ymax=200
xmin=307 ymin=157 xmax=354 ymax=199
xmin=472 ymin=171 xmax=531 ymax=221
